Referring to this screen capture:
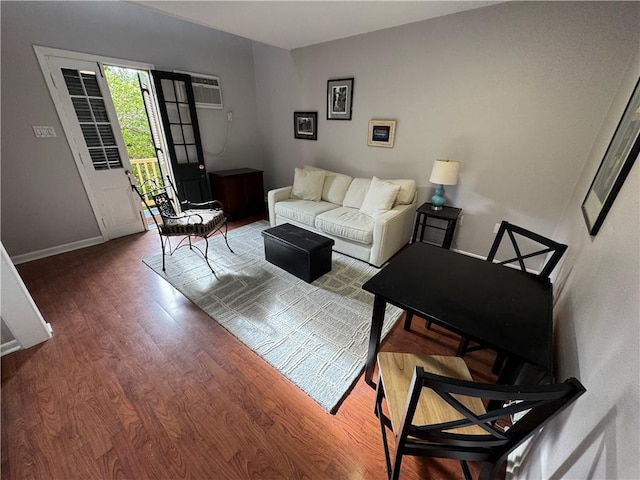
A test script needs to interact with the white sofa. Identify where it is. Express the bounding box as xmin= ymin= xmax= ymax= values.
xmin=267 ymin=165 xmax=417 ymax=267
